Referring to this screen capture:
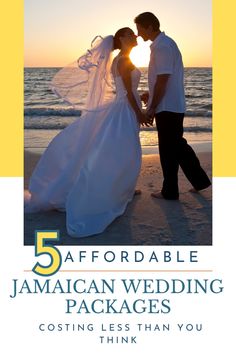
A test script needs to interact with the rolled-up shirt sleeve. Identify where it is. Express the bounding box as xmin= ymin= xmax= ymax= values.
xmin=153 ymin=45 xmax=174 ymax=75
